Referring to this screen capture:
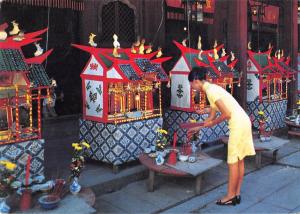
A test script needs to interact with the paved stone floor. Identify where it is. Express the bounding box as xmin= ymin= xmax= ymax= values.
xmin=42 ymin=116 xmax=300 ymax=213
